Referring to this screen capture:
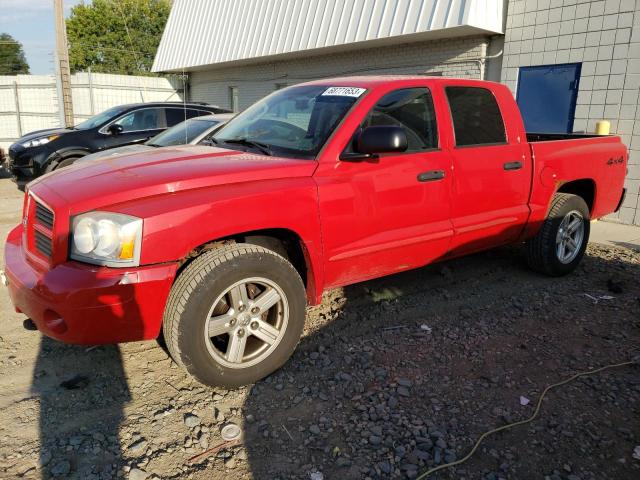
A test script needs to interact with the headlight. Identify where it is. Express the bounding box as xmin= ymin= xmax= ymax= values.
xmin=70 ymin=212 xmax=143 ymax=267
xmin=21 ymin=134 xmax=60 ymax=148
